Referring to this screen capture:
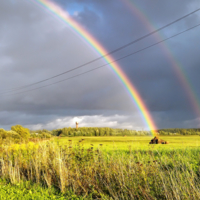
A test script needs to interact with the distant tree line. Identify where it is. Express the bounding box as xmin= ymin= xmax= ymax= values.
xmin=50 ymin=127 xmax=200 ymax=137
xmin=158 ymin=128 xmax=200 ymax=136
xmin=50 ymin=127 xmax=152 ymax=137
